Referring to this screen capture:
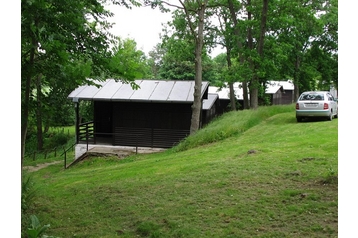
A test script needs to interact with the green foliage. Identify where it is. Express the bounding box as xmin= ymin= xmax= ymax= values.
xmin=43 ymin=129 xmax=71 ymax=149
xmin=27 ymin=215 xmax=55 ymax=238
xmin=158 ymin=36 xmax=196 ymax=80
xmin=27 ymin=215 xmax=49 ymax=238
xmin=21 ymin=175 xmax=36 ymax=214
xmin=79 ymin=101 xmax=94 ymax=123
xmin=110 ymin=38 xmax=151 ymax=80
xmin=25 ymin=127 xmax=73 ymax=155
xmin=21 ymin=0 xmax=142 ymax=160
